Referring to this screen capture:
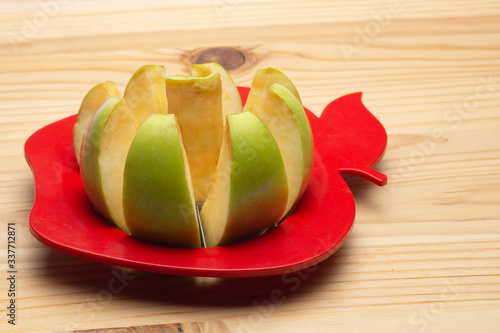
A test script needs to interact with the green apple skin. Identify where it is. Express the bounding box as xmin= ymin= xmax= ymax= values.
xmin=242 ymin=68 xmax=302 ymax=117
xmin=200 ymin=111 xmax=288 ymax=247
xmin=80 ymin=97 xmax=138 ymax=233
xmin=73 ymin=81 xmax=121 ymax=165
xmin=165 ymin=72 xmax=223 ymax=203
xmin=191 ymin=62 xmax=242 ymax=117
xmin=123 ymin=64 xmax=168 ymax=126
xmin=258 ymin=83 xmax=314 ymax=216
xmin=123 ymin=113 xmax=201 ymax=248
